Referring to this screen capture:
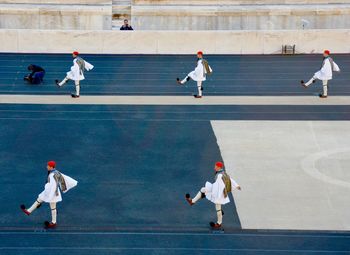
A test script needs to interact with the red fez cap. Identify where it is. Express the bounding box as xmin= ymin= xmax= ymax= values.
xmin=324 ymin=50 xmax=330 ymax=55
xmin=197 ymin=51 xmax=203 ymax=55
xmin=73 ymin=51 xmax=79 ymax=56
xmin=47 ymin=161 xmax=56 ymax=168
xmin=215 ymin=162 xmax=224 ymax=168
